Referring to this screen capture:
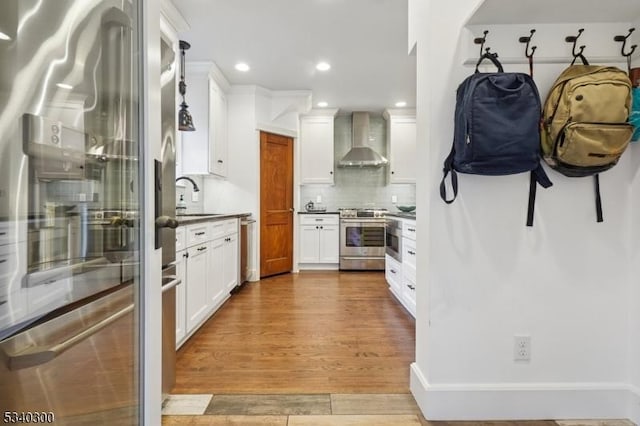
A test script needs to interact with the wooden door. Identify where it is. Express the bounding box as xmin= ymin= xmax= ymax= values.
xmin=260 ymin=131 xmax=294 ymax=277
